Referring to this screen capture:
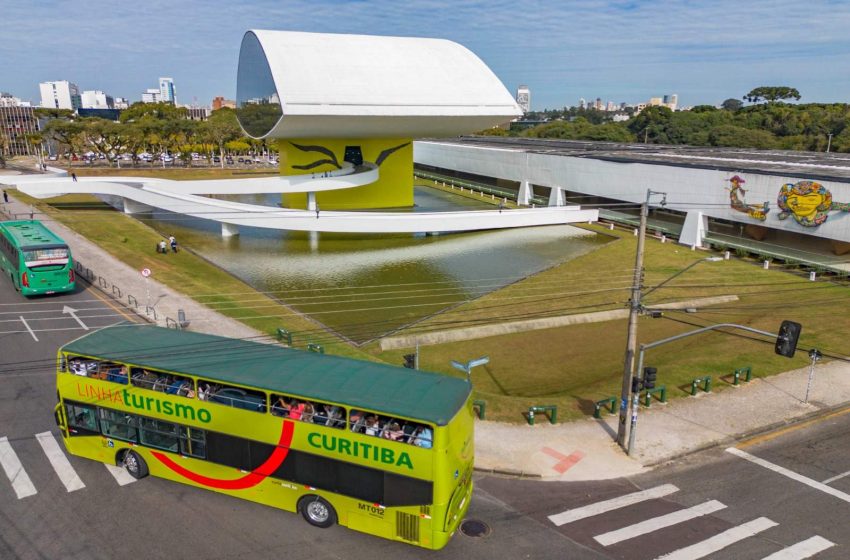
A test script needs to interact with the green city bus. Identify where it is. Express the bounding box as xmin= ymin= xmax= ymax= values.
xmin=54 ymin=324 xmax=474 ymax=550
xmin=0 ymin=220 xmax=75 ymax=296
